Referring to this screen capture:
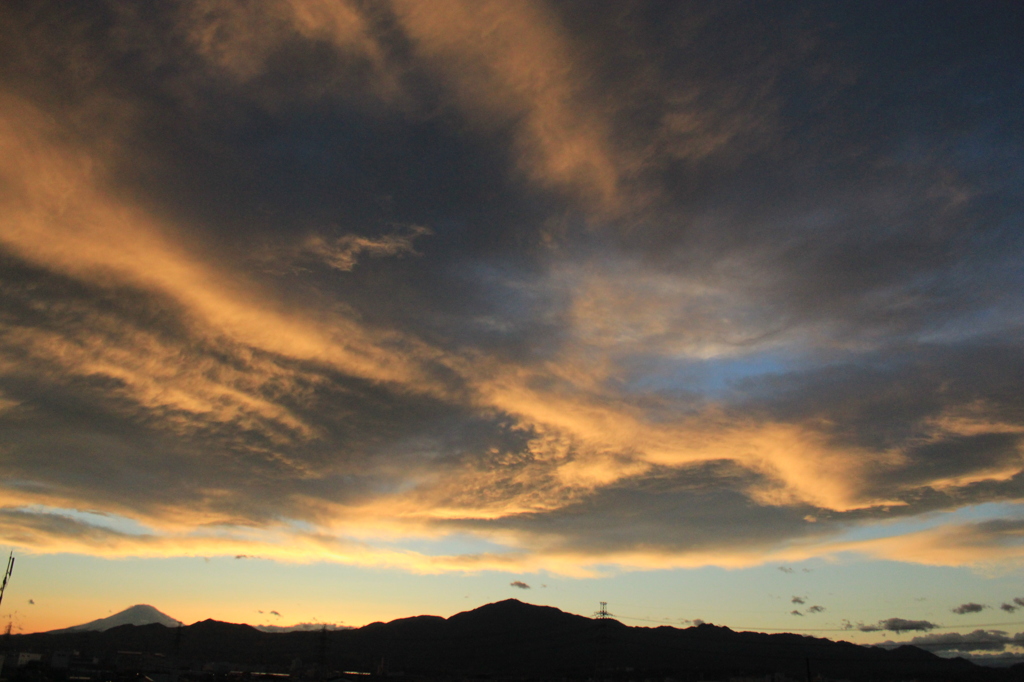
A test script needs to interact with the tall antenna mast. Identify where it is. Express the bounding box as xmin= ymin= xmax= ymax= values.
xmin=0 ymin=552 xmax=13 ymax=610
